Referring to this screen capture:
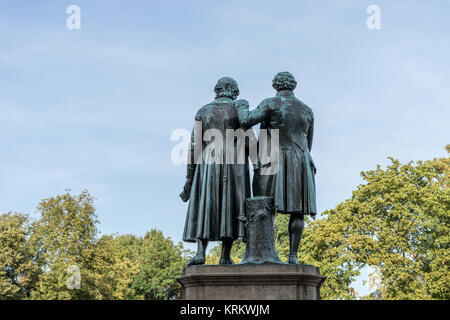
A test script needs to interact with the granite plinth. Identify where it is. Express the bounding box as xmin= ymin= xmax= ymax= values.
xmin=177 ymin=264 xmax=326 ymax=300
